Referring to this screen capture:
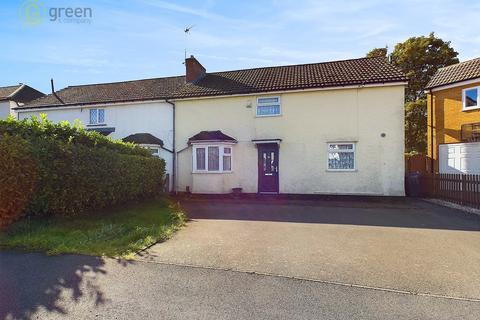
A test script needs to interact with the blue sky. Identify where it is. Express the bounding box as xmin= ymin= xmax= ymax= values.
xmin=1 ymin=0 xmax=479 ymax=93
